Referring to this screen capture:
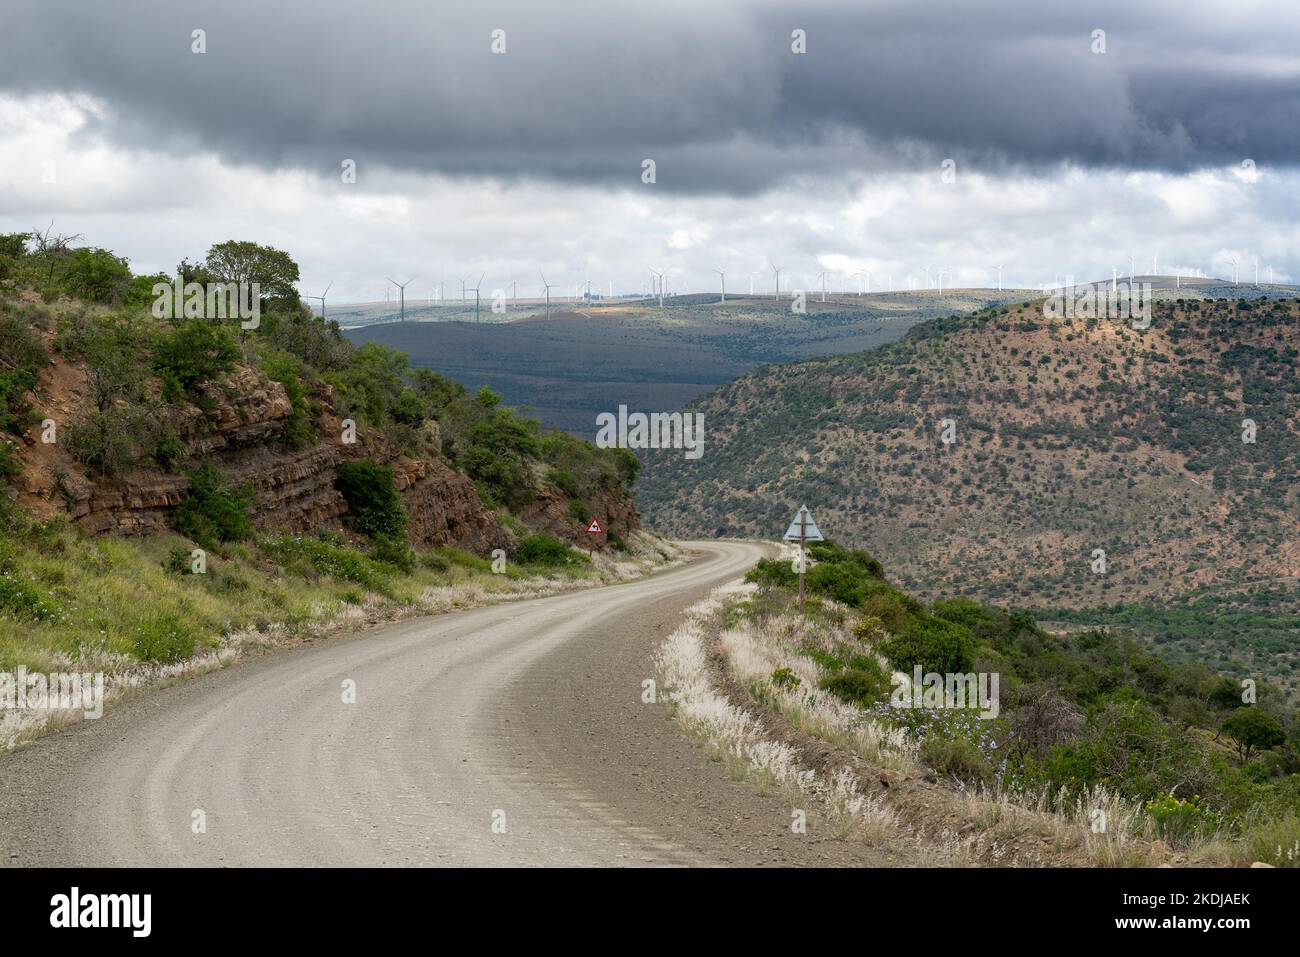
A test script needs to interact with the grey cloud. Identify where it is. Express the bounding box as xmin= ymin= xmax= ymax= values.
xmin=2 ymin=0 xmax=1298 ymax=193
